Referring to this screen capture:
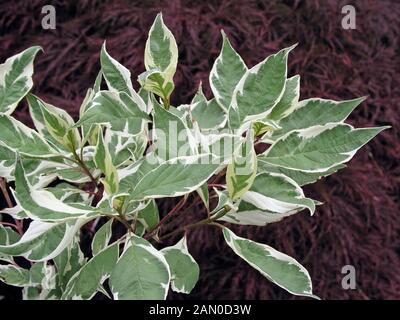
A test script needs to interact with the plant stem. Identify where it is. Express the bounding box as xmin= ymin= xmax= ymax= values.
xmin=158 ymin=207 xmax=228 ymax=242
xmin=71 ymin=149 xmax=98 ymax=186
xmin=0 ymin=178 xmax=23 ymax=235
xmin=144 ymin=196 xmax=187 ymax=240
